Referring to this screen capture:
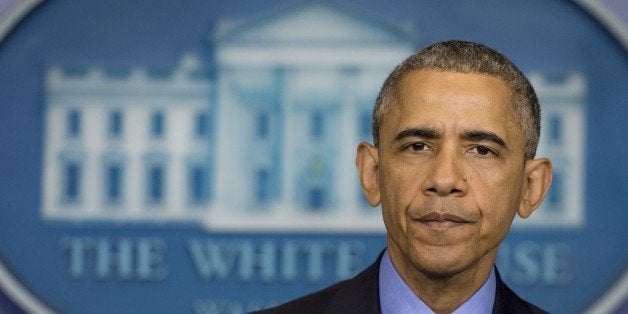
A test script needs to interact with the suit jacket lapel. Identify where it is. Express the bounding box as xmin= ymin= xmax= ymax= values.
xmin=324 ymin=251 xmax=383 ymax=314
